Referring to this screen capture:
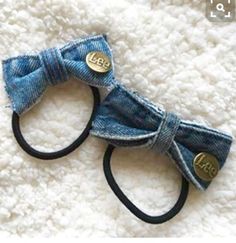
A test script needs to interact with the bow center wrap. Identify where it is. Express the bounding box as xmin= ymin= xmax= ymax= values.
xmin=152 ymin=112 xmax=181 ymax=154
xmin=39 ymin=47 xmax=68 ymax=86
